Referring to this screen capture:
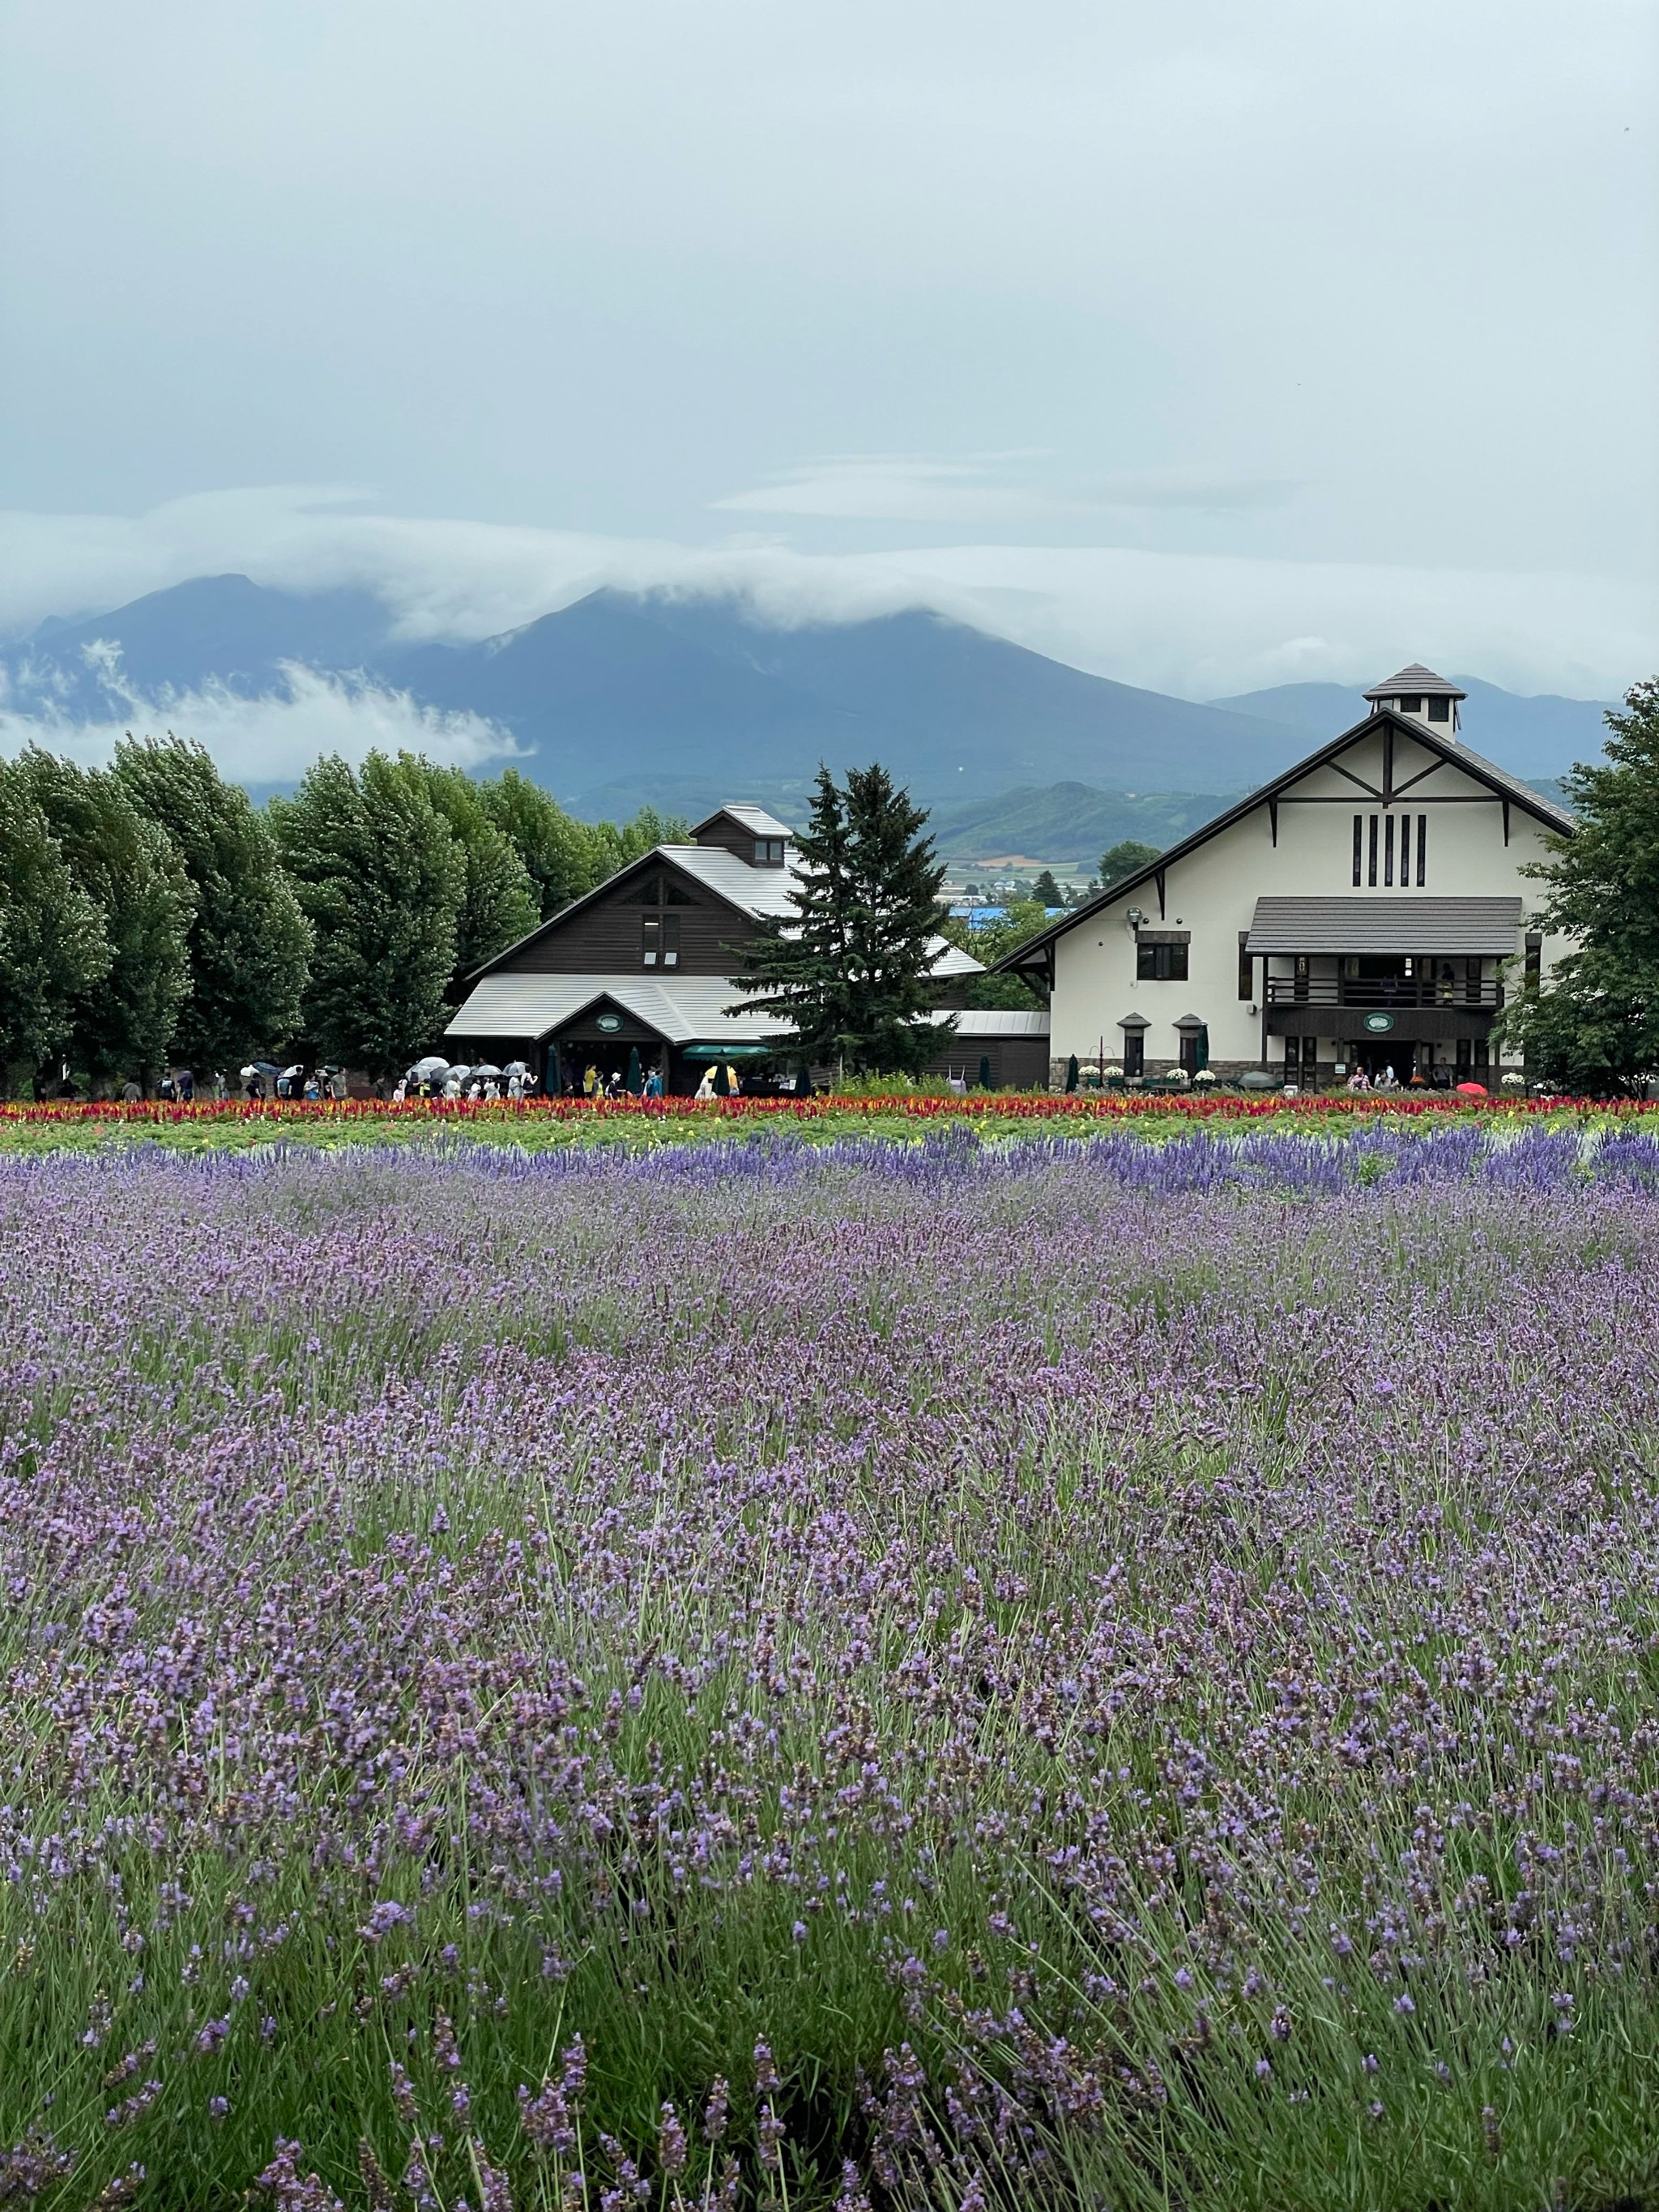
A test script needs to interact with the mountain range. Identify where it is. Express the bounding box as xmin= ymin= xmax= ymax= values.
xmin=0 ymin=573 xmax=1614 ymax=840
